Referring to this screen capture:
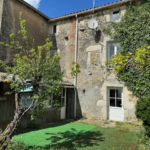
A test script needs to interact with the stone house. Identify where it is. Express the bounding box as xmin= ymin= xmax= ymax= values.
xmin=49 ymin=0 xmax=139 ymax=123
xmin=0 ymin=0 xmax=139 ymax=130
